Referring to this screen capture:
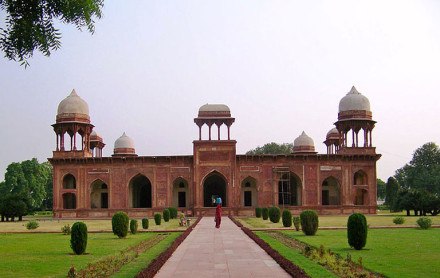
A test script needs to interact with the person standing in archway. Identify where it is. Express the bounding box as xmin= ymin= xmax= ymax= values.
xmin=215 ymin=196 xmax=222 ymax=228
